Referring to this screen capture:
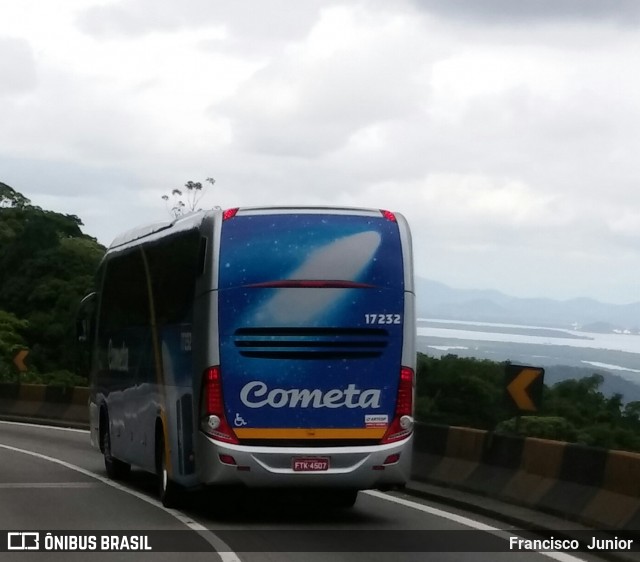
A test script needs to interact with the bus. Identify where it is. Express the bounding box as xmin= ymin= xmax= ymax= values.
xmin=78 ymin=206 xmax=416 ymax=508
